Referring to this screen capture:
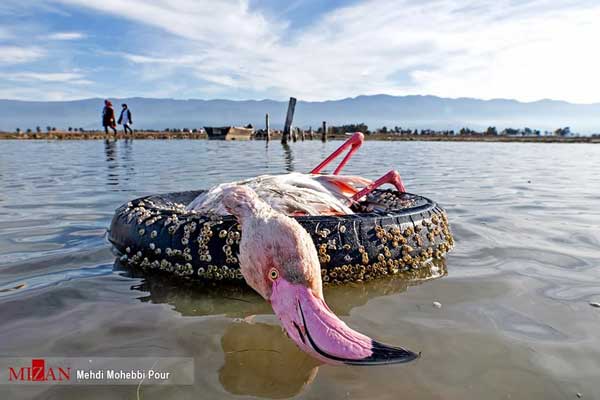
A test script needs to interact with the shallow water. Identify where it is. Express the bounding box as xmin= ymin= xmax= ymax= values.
xmin=0 ymin=139 xmax=599 ymax=399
